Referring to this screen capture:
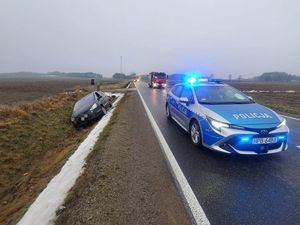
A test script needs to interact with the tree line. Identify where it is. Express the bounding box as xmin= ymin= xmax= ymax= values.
xmin=48 ymin=71 xmax=103 ymax=79
xmin=254 ymin=72 xmax=300 ymax=82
